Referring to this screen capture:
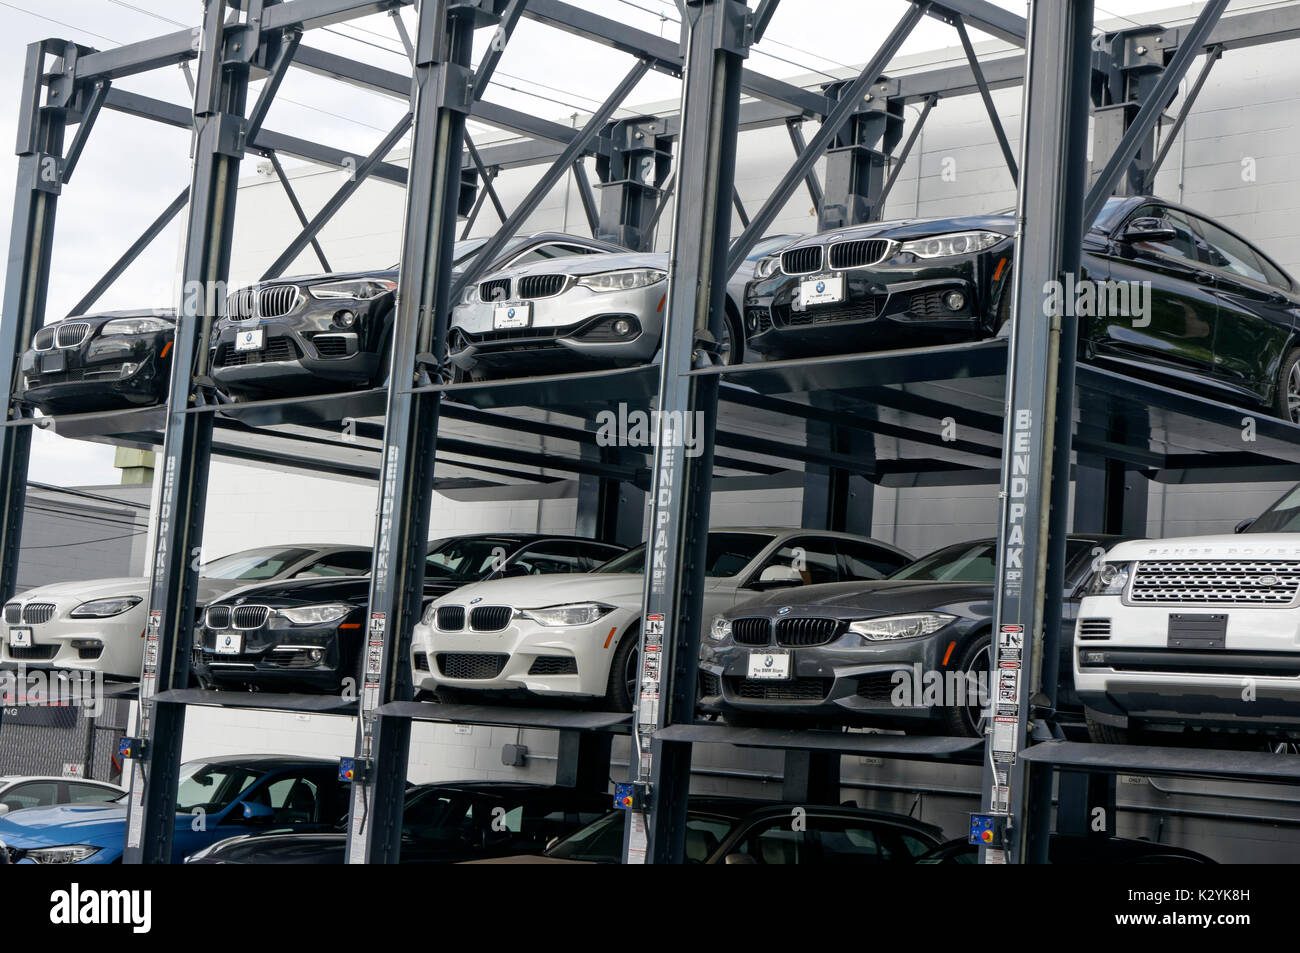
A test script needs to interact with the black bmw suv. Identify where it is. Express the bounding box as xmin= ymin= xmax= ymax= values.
xmin=744 ymin=195 xmax=1300 ymax=420
xmin=193 ymin=533 xmax=625 ymax=693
